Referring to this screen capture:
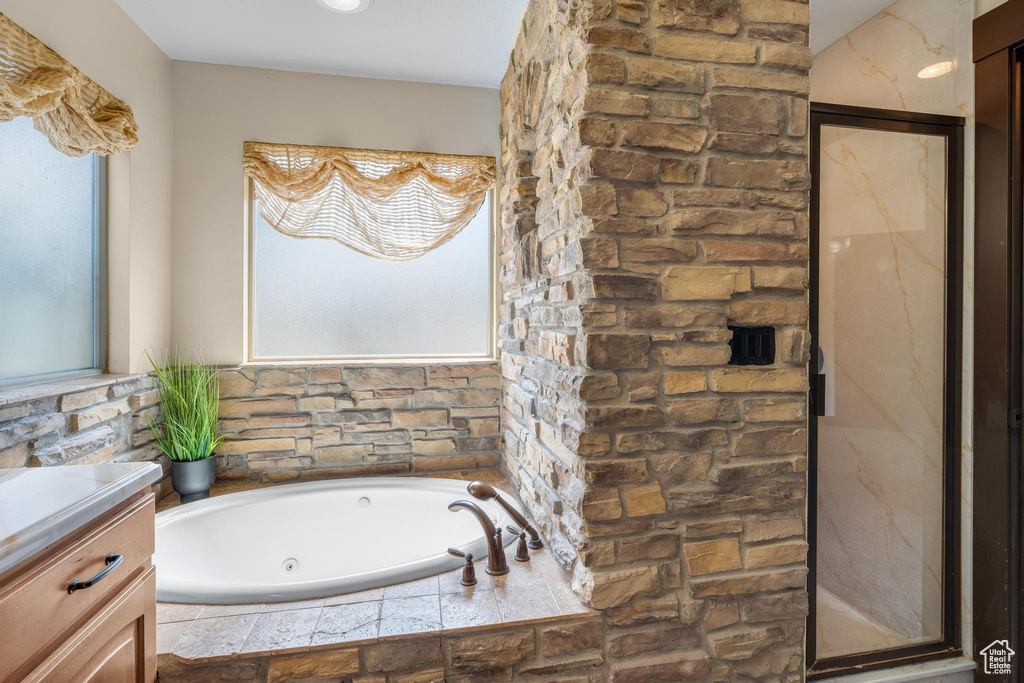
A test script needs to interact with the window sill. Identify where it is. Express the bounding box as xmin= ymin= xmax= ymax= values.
xmin=242 ymin=357 xmax=501 ymax=367
xmin=817 ymin=657 xmax=975 ymax=683
xmin=0 ymin=372 xmax=151 ymax=408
